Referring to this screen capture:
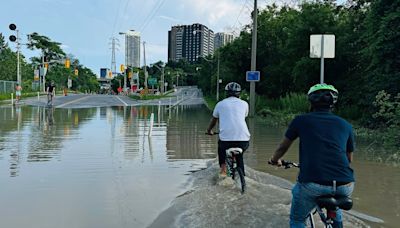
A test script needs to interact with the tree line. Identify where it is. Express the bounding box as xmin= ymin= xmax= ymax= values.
xmin=191 ymin=0 xmax=399 ymax=122
xmin=0 ymin=32 xmax=99 ymax=93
